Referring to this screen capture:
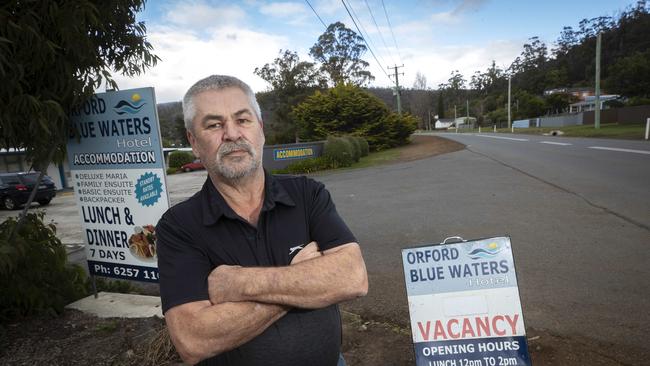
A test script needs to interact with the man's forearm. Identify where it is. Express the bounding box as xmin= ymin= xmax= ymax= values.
xmin=210 ymin=243 xmax=368 ymax=309
xmin=166 ymin=300 xmax=288 ymax=364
